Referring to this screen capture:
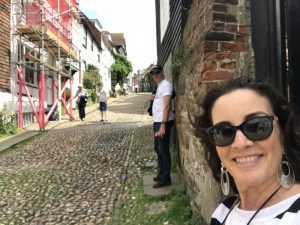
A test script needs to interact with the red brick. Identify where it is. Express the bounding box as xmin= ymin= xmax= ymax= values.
xmin=213 ymin=21 xmax=225 ymax=31
xmin=213 ymin=4 xmax=227 ymax=13
xmin=213 ymin=12 xmax=237 ymax=23
xmin=226 ymin=24 xmax=238 ymax=33
xmin=200 ymin=61 xmax=217 ymax=73
xmin=204 ymin=71 xmax=234 ymax=80
xmin=204 ymin=42 xmax=219 ymax=52
xmin=220 ymin=61 xmax=236 ymax=69
xmin=220 ymin=42 xmax=247 ymax=52
xmin=238 ymin=26 xmax=249 ymax=35
xmin=205 ymin=52 xmax=235 ymax=61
